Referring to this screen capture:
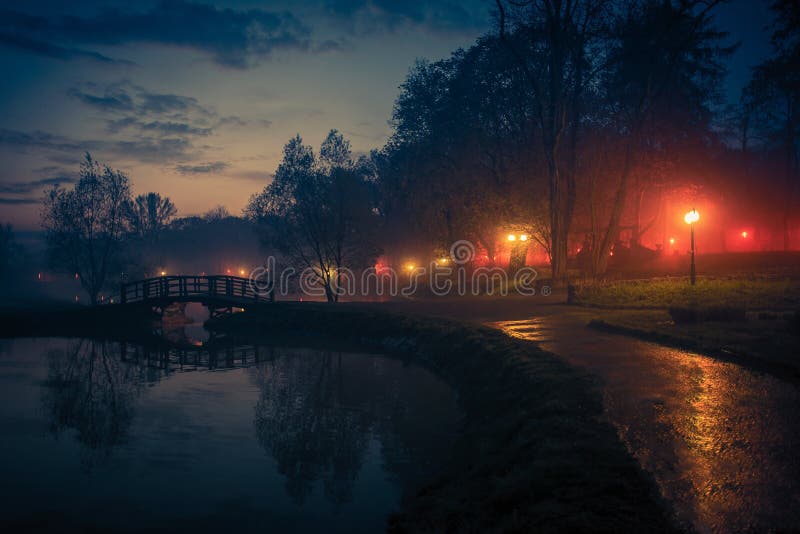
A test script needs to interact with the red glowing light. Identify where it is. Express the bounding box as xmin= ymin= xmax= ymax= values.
xmin=741 ymin=231 xmax=748 ymax=238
